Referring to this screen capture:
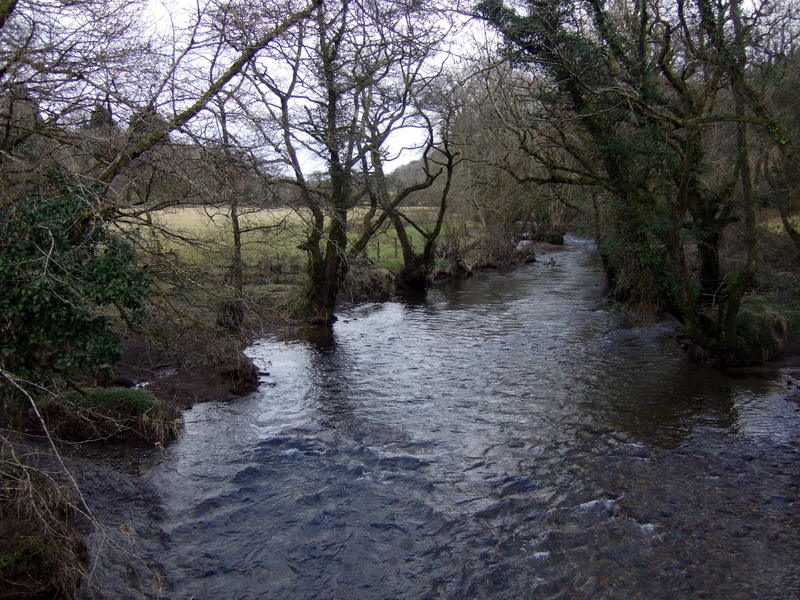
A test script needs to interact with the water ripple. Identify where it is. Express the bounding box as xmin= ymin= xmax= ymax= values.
xmin=96 ymin=238 xmax=800 ymax=599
